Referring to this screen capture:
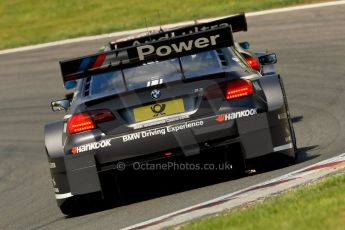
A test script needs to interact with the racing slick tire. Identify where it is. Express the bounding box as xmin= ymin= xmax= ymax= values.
xmin=280 ymin=75 xmax=298 ymax=162
xmin=245 ymin=94 xmax=297 ymax=171
xmin=263 ymin=75 xmax=297 ymax=169
xmin=59 ymin=192 xmax=103 ymax=216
